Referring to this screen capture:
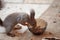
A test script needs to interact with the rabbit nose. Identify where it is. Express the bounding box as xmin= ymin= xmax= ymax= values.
xmin=25 ymin=22 xmax=28 ymax=25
